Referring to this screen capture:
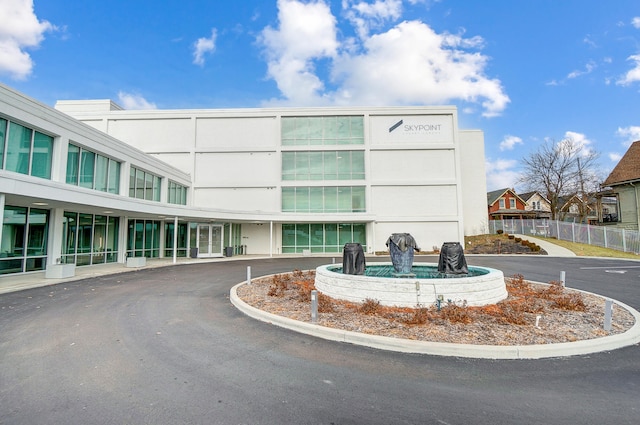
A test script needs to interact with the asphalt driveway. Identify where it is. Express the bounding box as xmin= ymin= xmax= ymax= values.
xmin=1 ymin=256 xmax=639 ymax=424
